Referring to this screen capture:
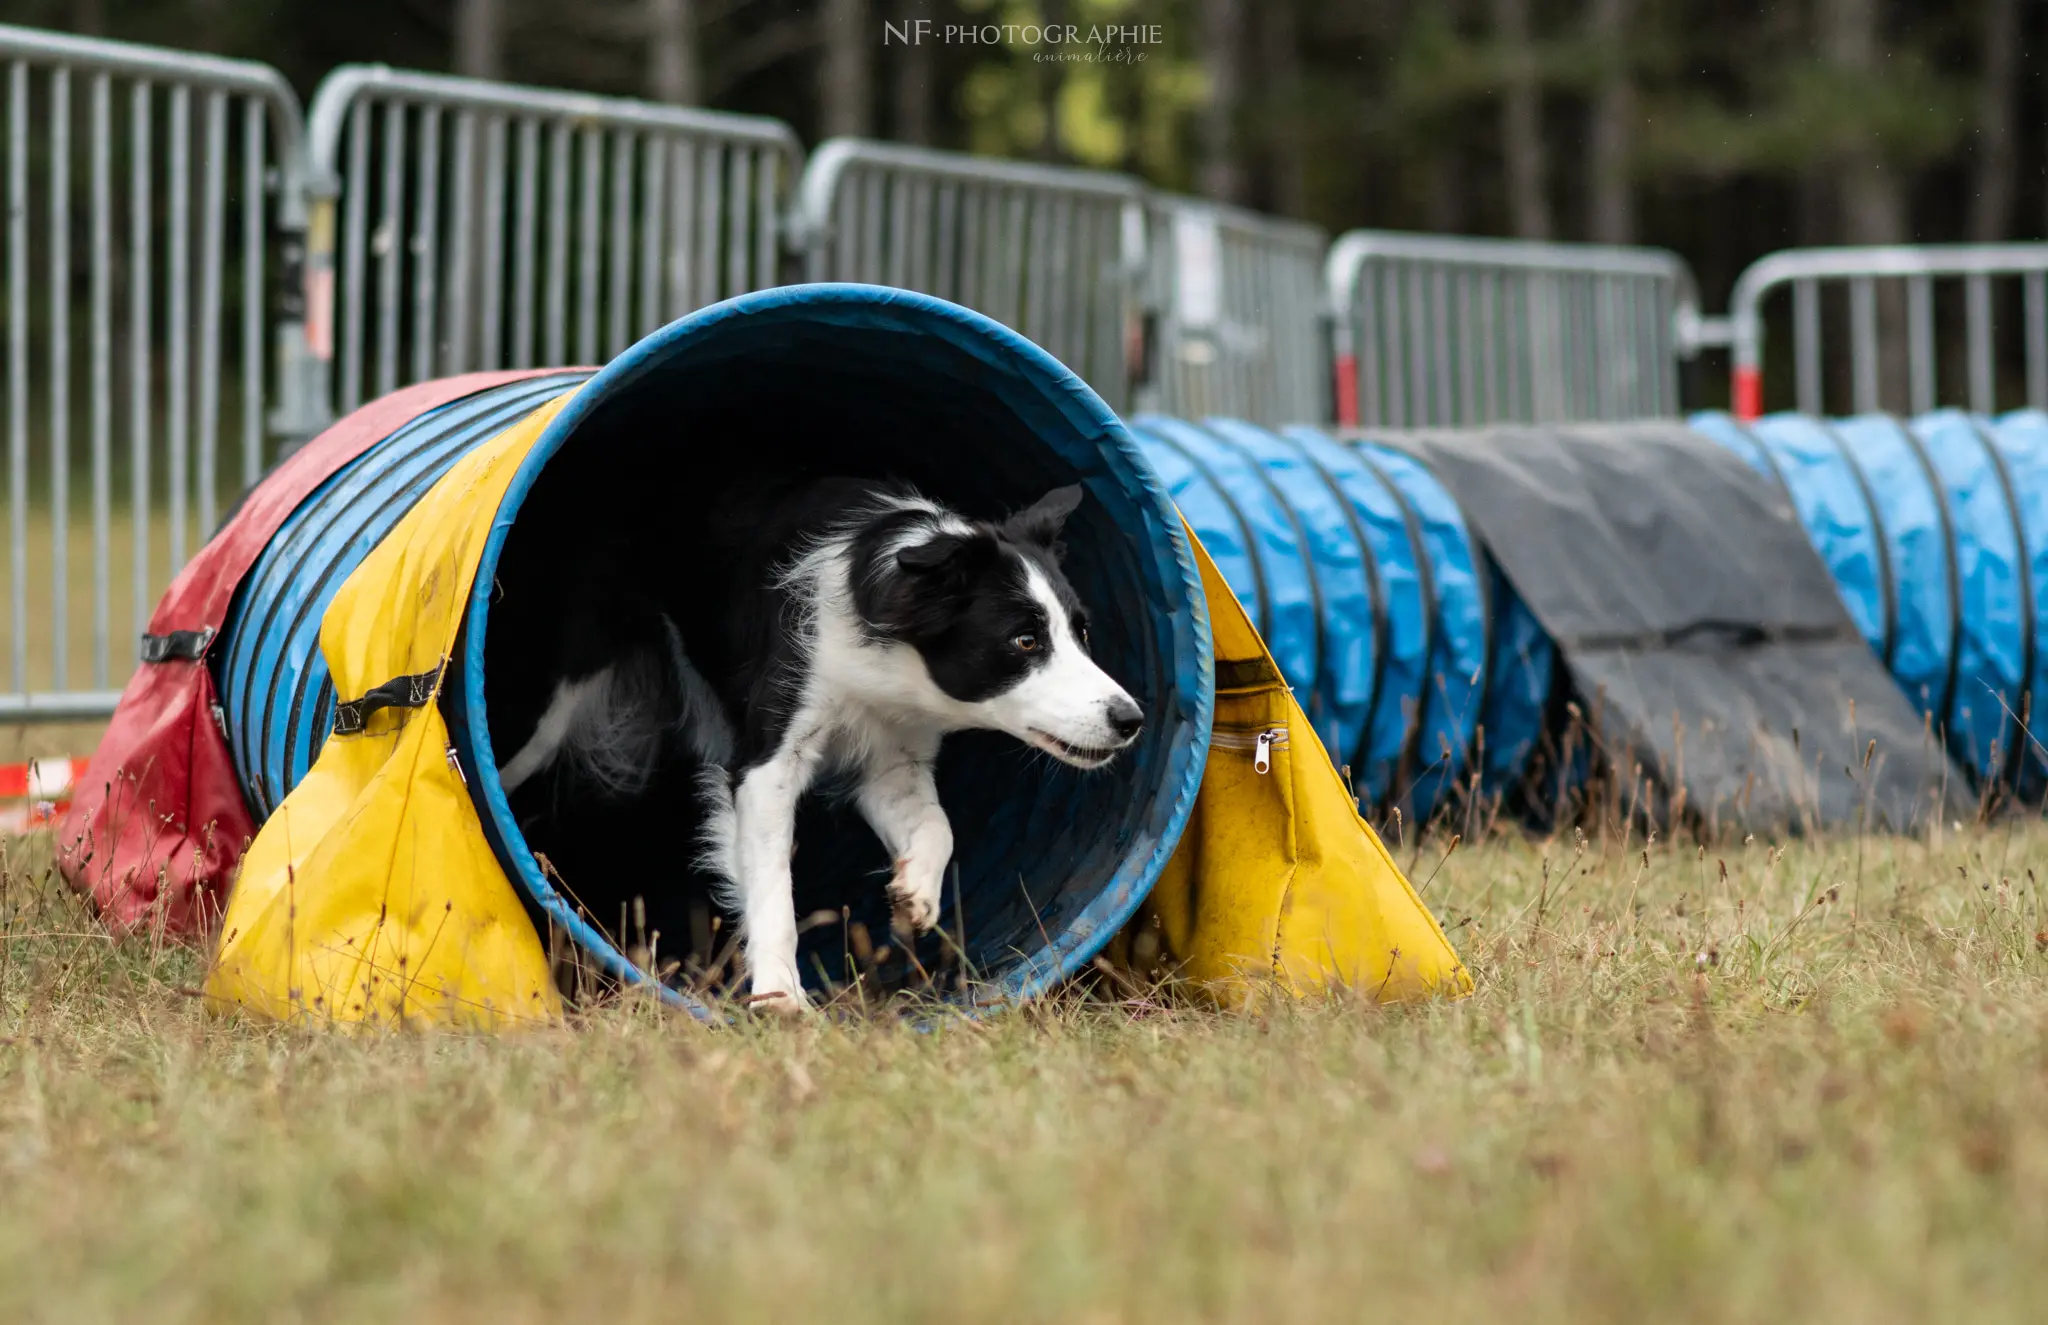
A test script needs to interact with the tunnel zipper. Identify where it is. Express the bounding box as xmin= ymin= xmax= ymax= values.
xmin=1214 ymin=724 xmax=1289 ymax=774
